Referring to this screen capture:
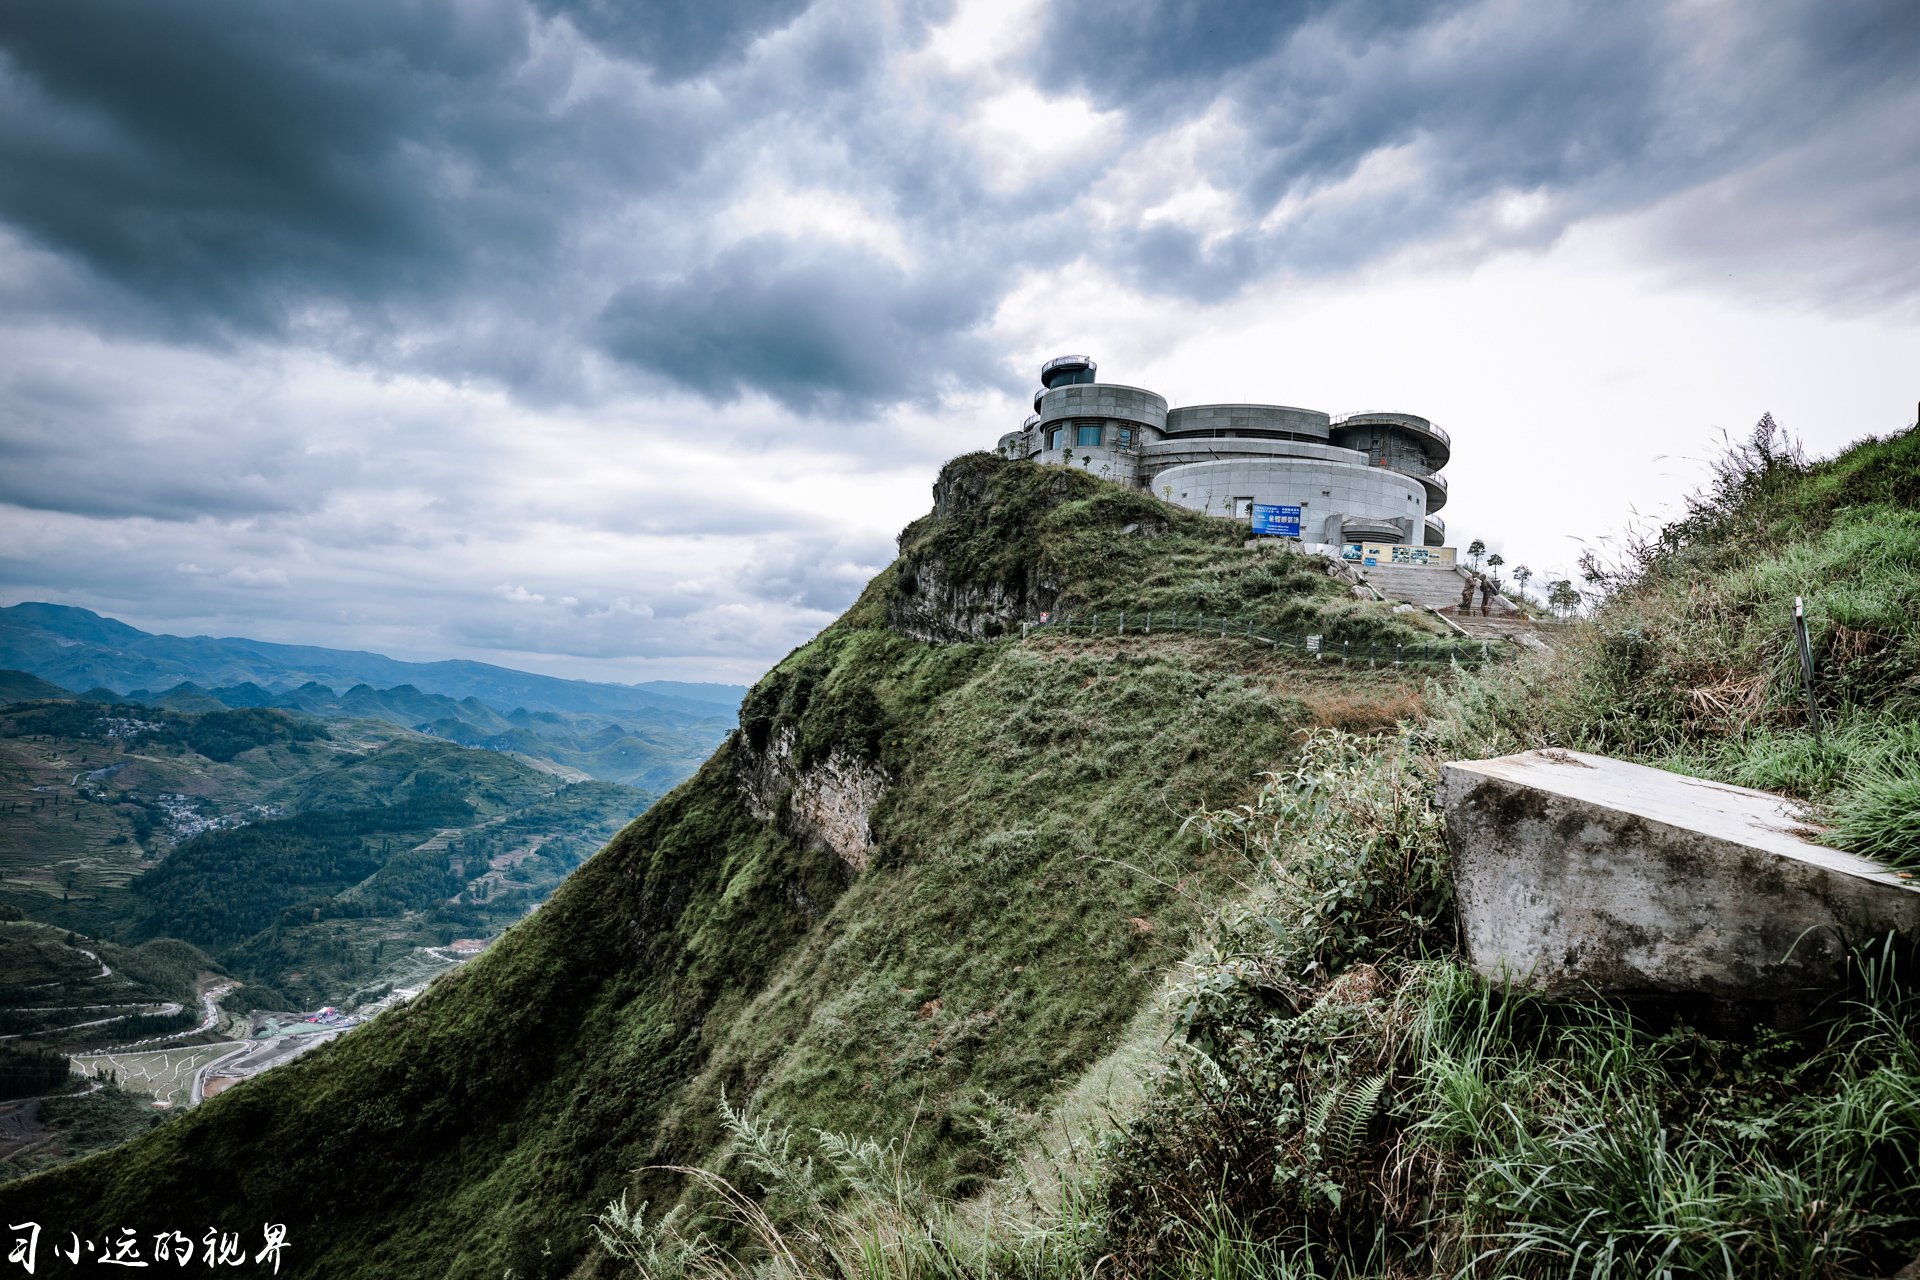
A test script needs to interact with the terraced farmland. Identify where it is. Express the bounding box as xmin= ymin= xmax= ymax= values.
xmin=69 ymin=1044 xmax=246 ymax=1108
